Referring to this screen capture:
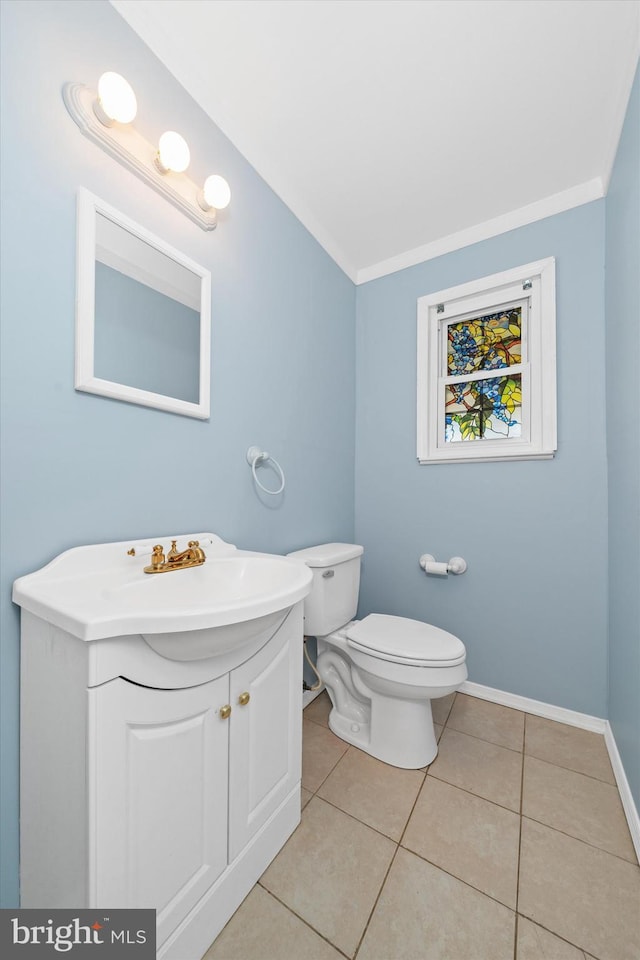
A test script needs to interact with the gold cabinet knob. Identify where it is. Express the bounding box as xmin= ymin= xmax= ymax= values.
xmin=238 ymin=692 xmax=250 ymax=706
xmin=219 ymin=704 xmax=232 ymax=720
